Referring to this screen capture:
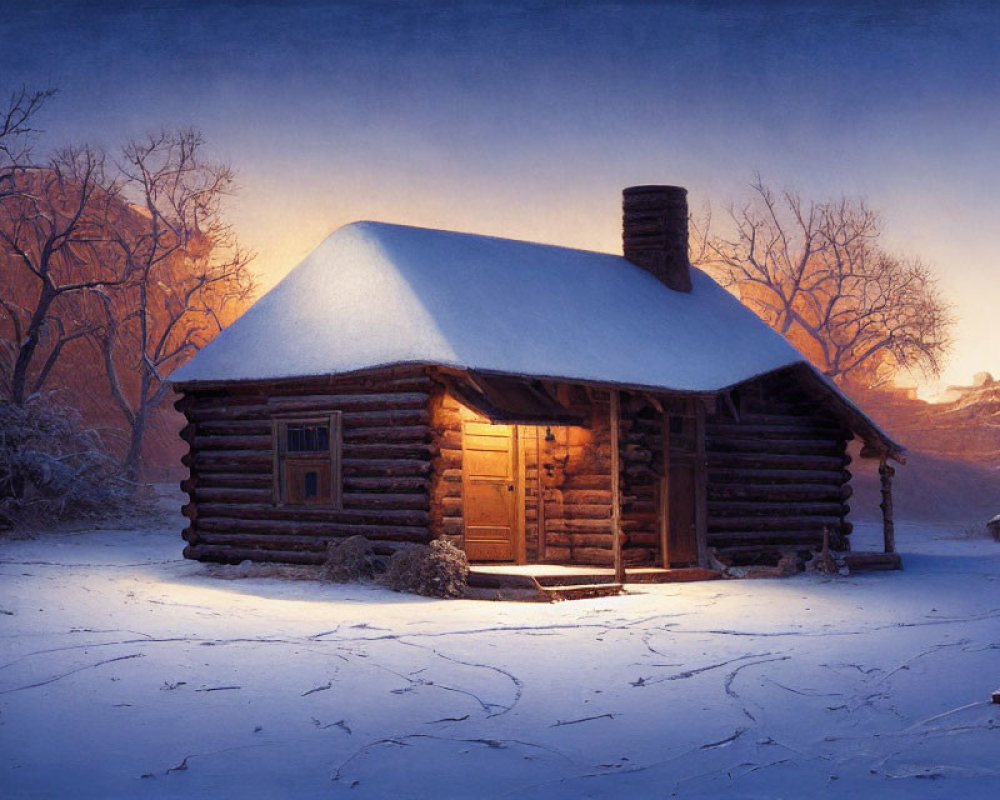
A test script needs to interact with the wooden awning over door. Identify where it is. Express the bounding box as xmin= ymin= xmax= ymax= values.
xmin=436 ymin=370 xmax=585 ymax=426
